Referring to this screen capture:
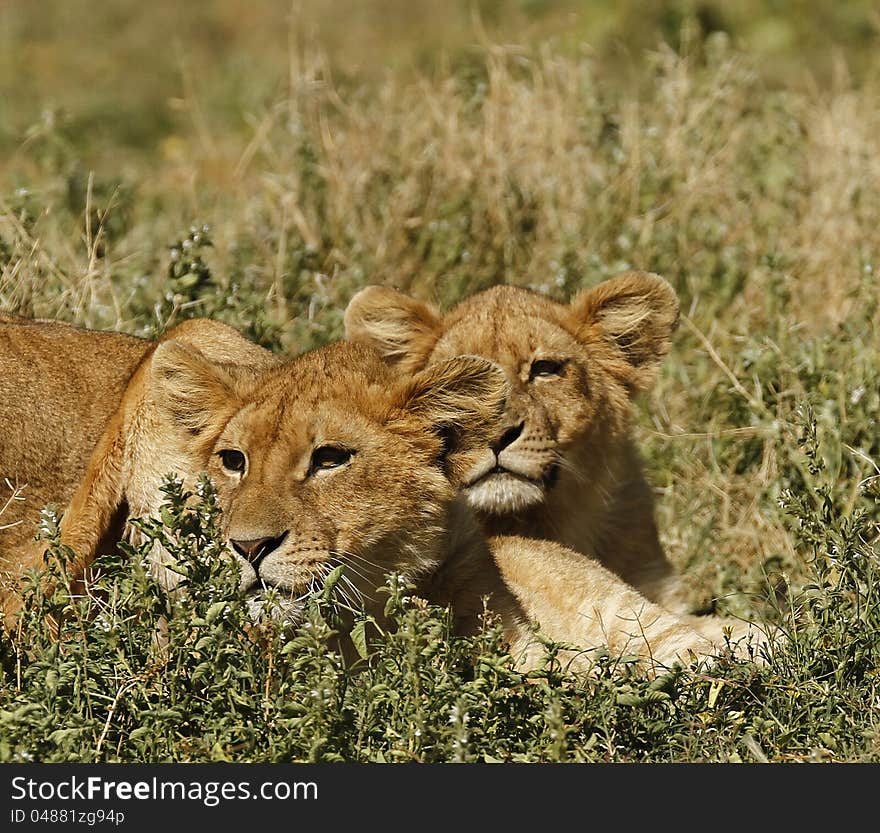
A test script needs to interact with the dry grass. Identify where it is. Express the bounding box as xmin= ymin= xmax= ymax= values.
xmin=4 ymin=2 xmax=880 ymax=761
xmin=4 ymin=31 xmax=880 ymax=601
